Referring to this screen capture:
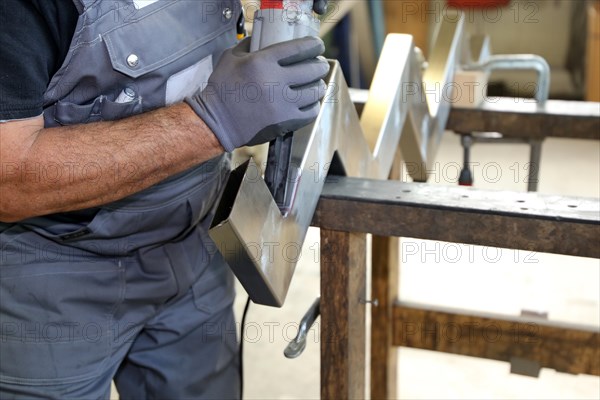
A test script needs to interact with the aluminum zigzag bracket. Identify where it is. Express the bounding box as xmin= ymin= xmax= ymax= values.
xmin=209 ymin=16 xmax=465 ymax=307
